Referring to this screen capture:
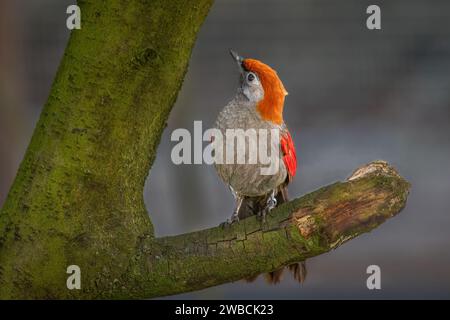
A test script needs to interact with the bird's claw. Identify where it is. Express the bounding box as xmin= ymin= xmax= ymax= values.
xmin=258 ymin=191 xmax=277 ymax=224
xmin=266 ymin=197 xmax=277 ymax=211
xmin=220 ymin=211 xmax=239 ymax=228
xmin=219 ymin=221 xmax=231 ymax=229
xmin=231 ymin=209 xmax=240 ymax=222
xmin=265 ymin=192 xmax=277 ymax=215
